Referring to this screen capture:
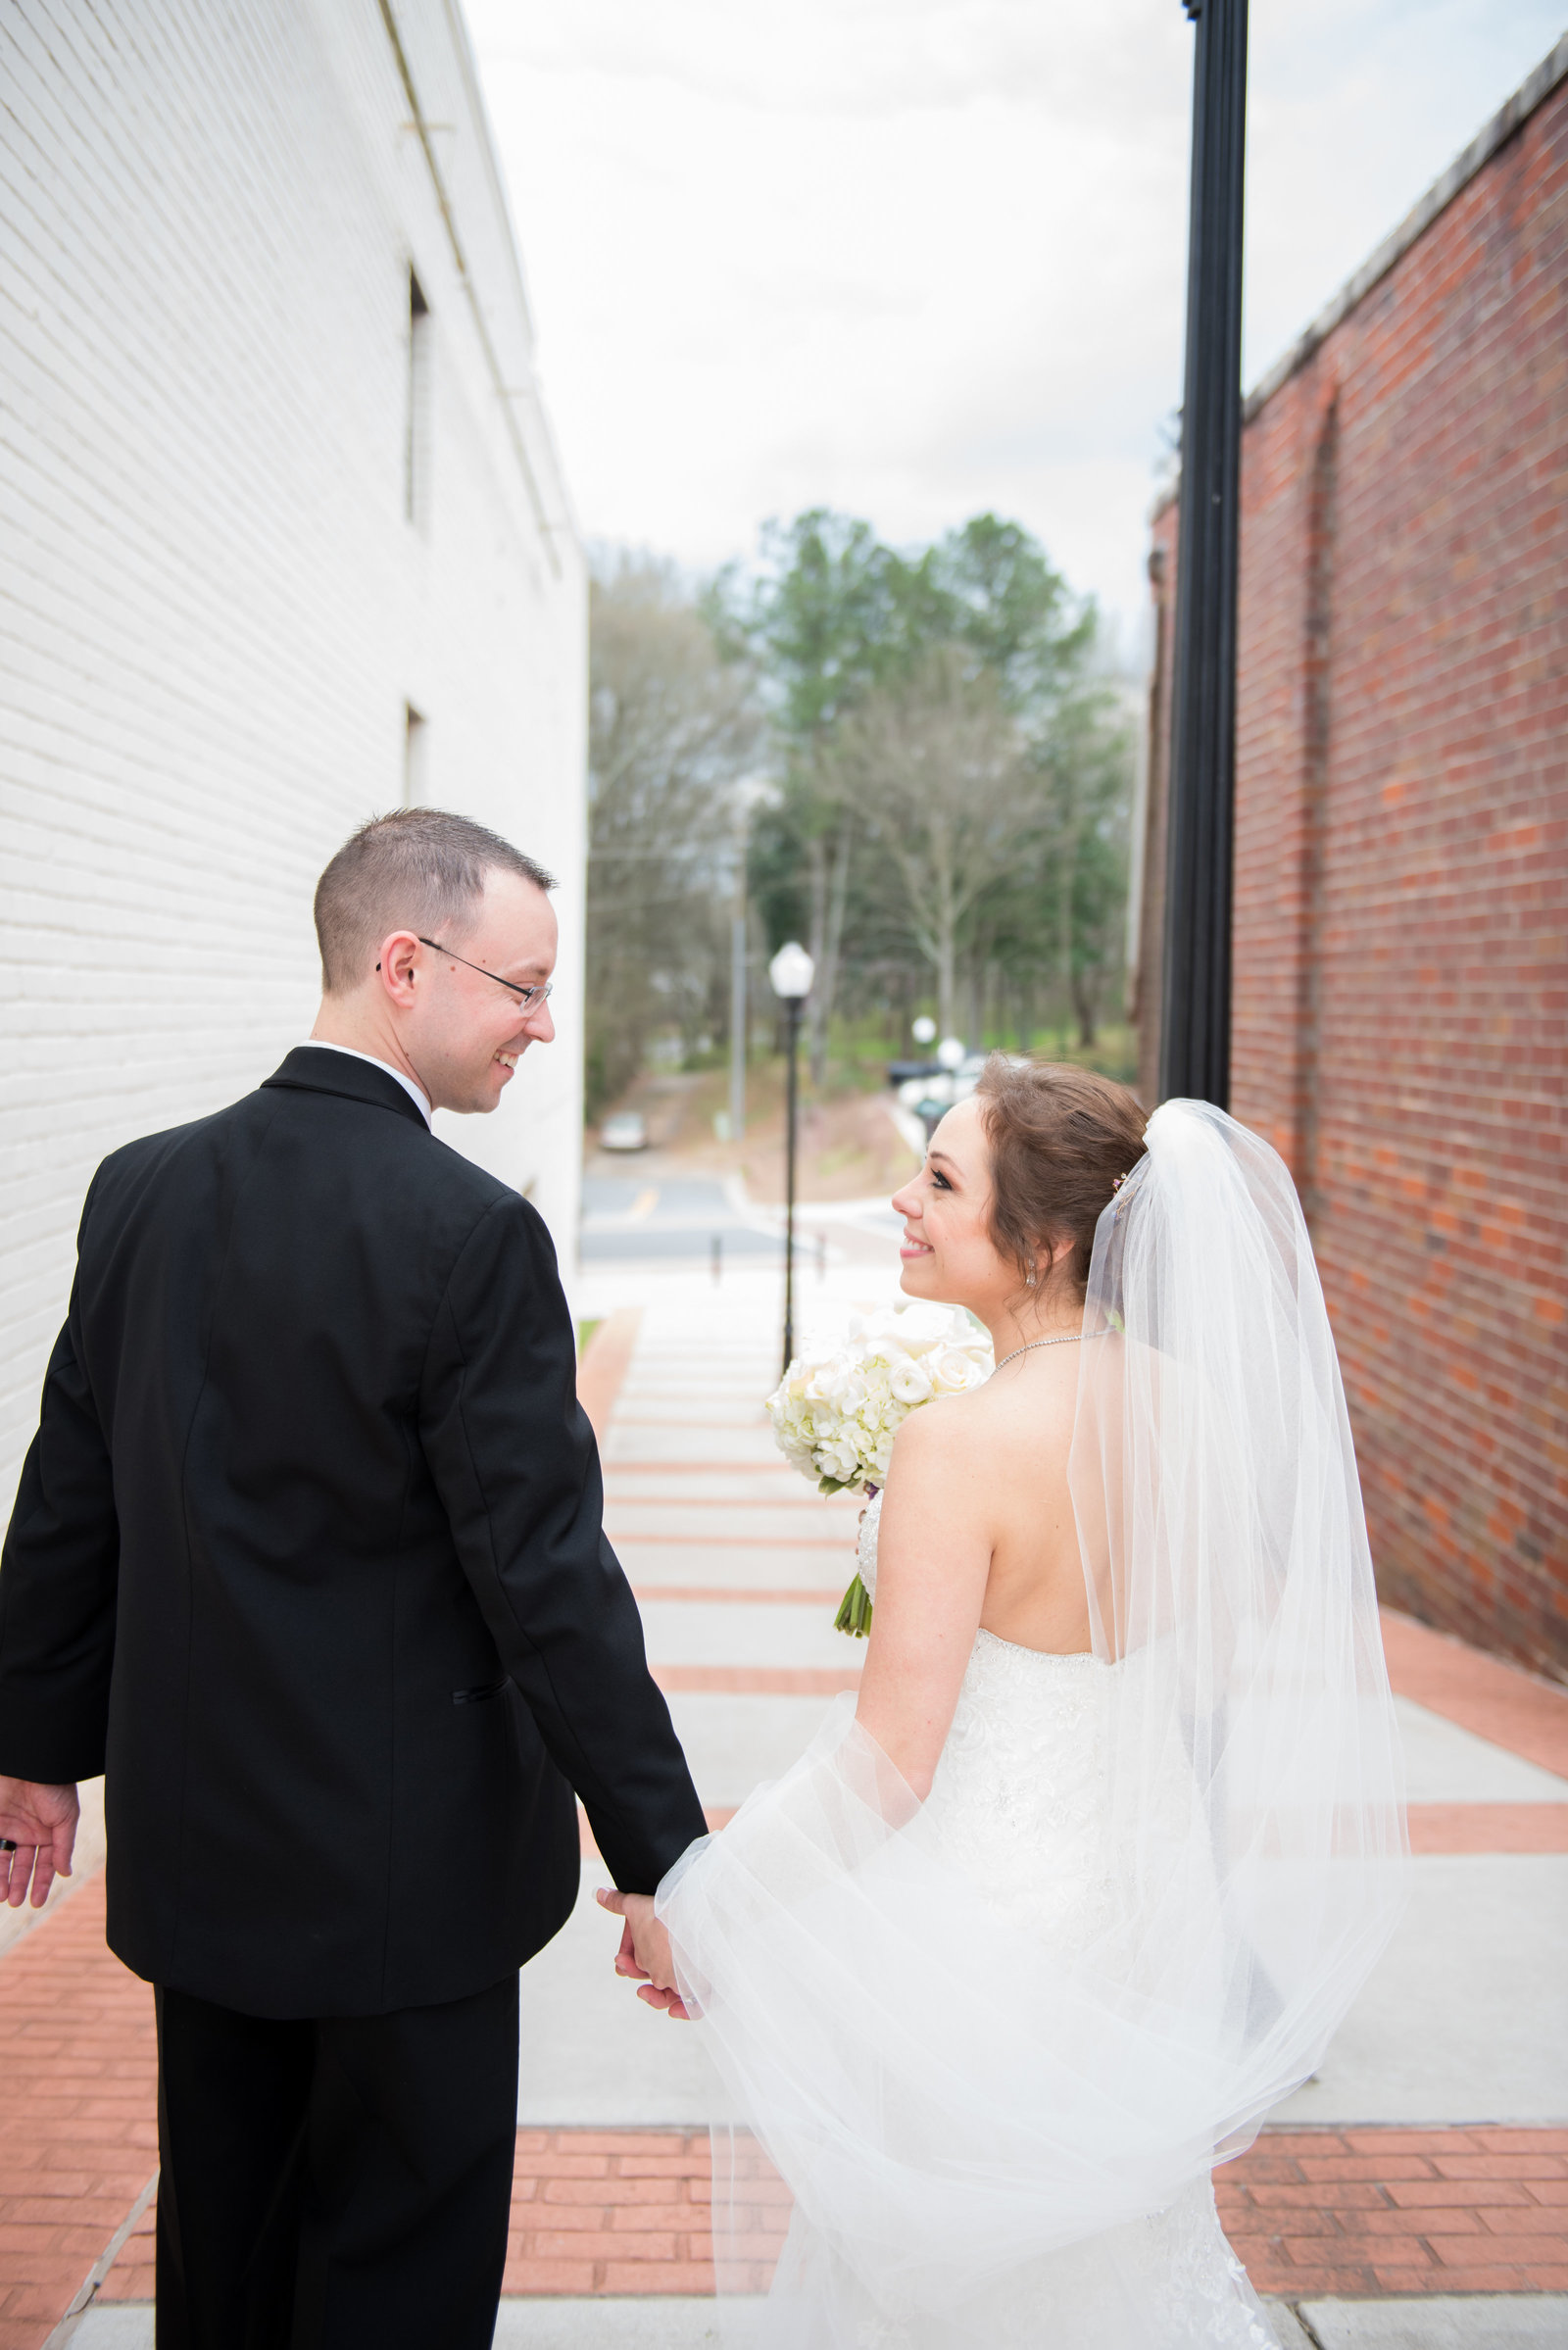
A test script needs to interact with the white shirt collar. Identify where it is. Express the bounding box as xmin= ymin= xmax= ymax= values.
xmin=296 ymin=1041 xmax=432 ymax=1127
